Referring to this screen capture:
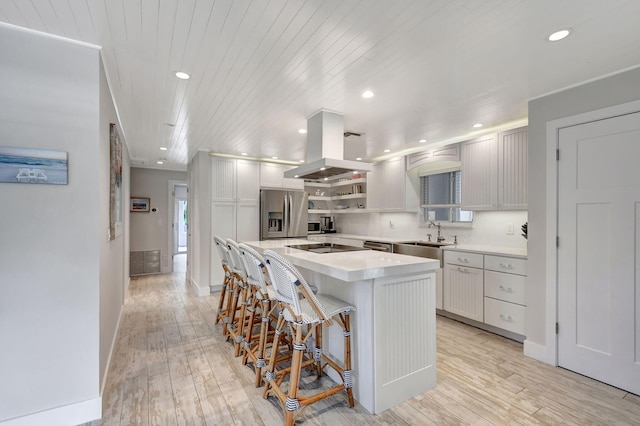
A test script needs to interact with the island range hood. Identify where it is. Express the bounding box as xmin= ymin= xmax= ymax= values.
xmin=284 ymin=109 xmax=372 ymax=180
